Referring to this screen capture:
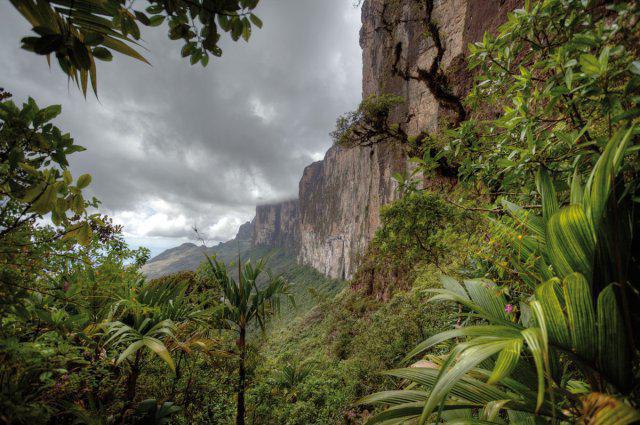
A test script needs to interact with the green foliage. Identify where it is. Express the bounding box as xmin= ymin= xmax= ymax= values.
xmin=365 ymin=147 xmax=640 ymax=419
xmin=4 ymin=0 xmax=640 ymax=423
xmin=331 ymin=94 xmax=405 ymax=148
xmin=353 ymin=190 xmax=477 ymax=295
xmin=132 ymin=399 xmax=182 ymax=424
xmin=10 ymin=0 xmax=263 ymax=95
xmin=439 ymin=0 xmax=640 ymax=194
xmin=0 ymin=92 xmax=98 ymax=246
xmin=204 ymin=254 xmax=292 ymax=424
xmin=244 ymin=266 xmax=454 ymax=424
xmin=362 ymin=1 xmax=640 ymax=424
xmin=0 ymin=226 xmax=155 ymax=423
xmin=374 ymin=191 xmax=464 ymax=268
